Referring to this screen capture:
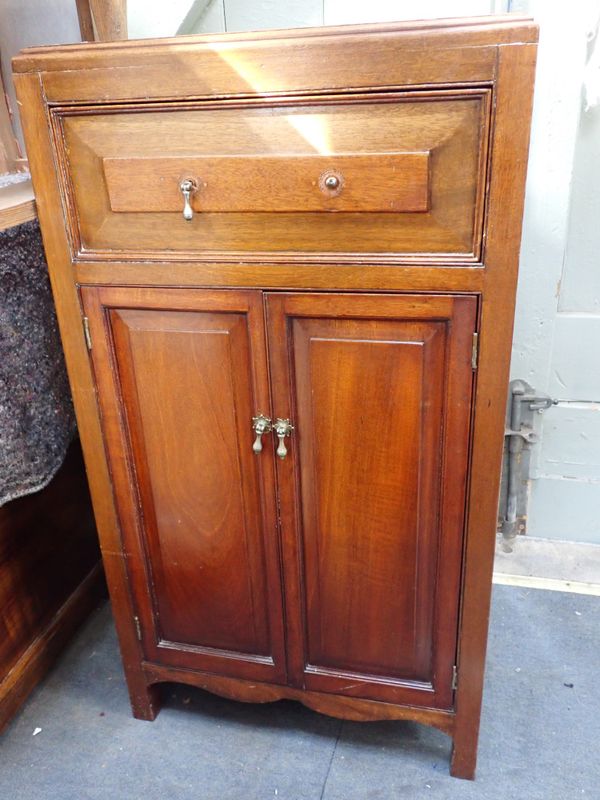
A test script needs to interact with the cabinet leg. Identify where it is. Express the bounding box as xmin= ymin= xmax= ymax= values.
xmin=450 ymin=727 xmax=478 ymax=780
xmin=128 ymin=679 xmax=161 ymax=721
